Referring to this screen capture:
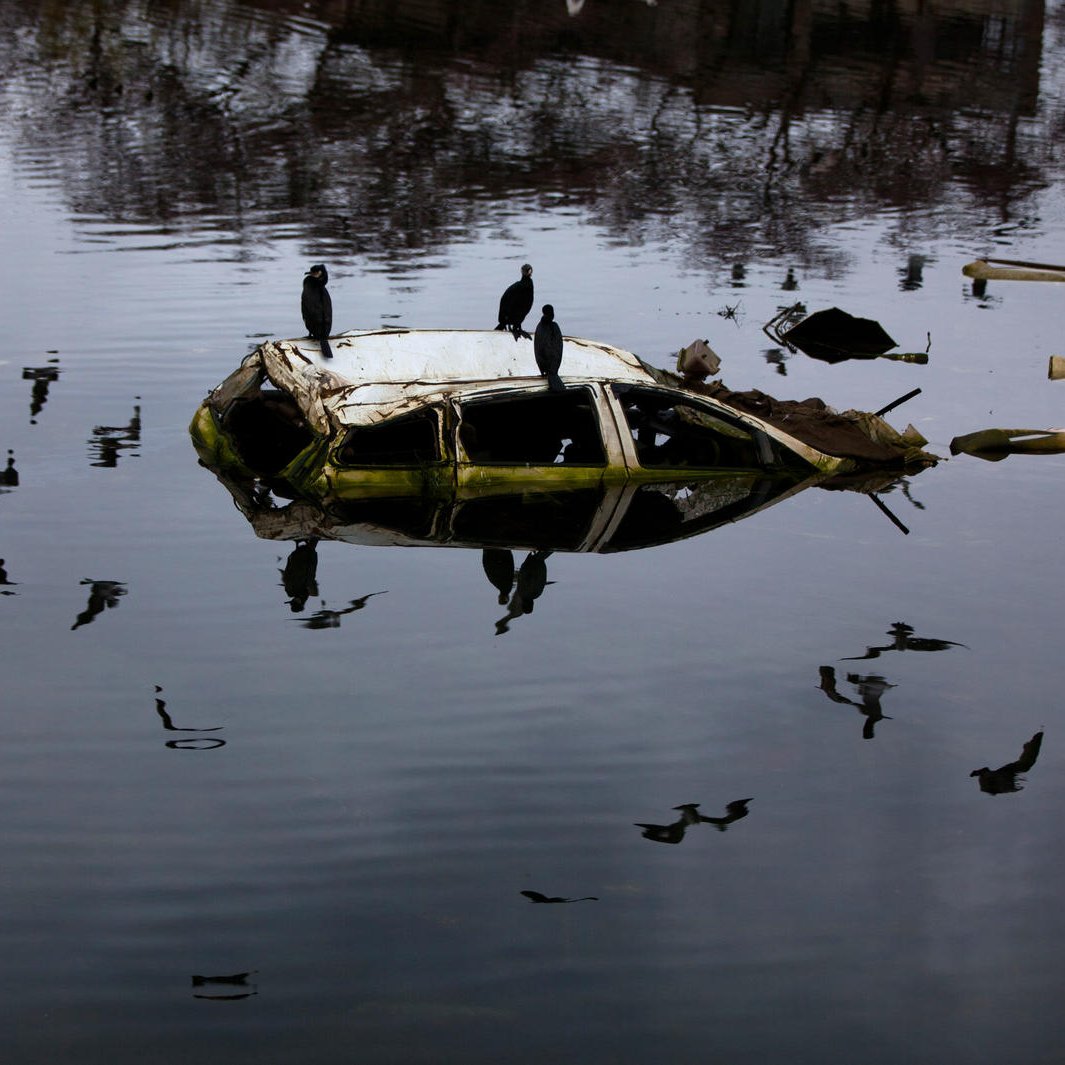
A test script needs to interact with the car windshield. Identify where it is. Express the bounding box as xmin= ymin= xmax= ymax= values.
xmin=612 ymin=385 xmax=761 ymax=468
